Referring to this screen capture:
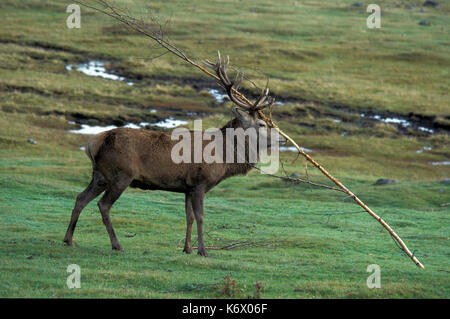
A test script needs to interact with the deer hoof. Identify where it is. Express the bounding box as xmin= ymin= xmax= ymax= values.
xmin=63 ymin=239 xmax=73 ymax=246
xmin=183 ymin=246 xmax=193 ymax=254
xmin=112 ymin=245 xmax=124 ymax=252
xmin=197 ymin=250 xmax=208 ymax=257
